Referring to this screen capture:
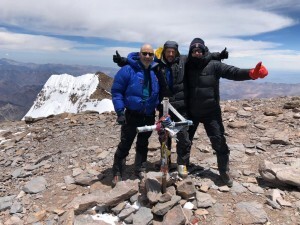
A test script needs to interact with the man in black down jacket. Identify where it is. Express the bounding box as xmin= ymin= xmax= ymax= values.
xmin=185 ymin=38 xmax=268 ymax=186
